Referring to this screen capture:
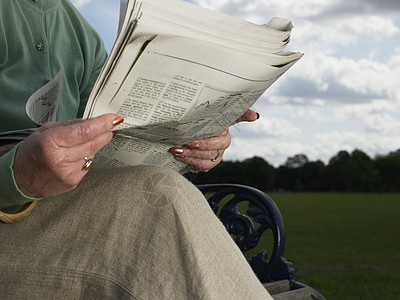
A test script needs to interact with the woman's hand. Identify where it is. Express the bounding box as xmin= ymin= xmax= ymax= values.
xmin=169 ymin=109 xmax=259 ymax=172
xmin=12 ymin=114 xmax=124 ymax=198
